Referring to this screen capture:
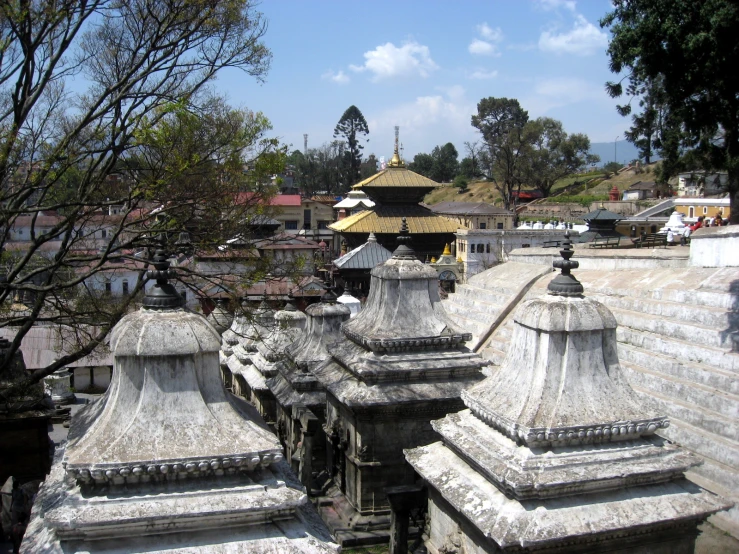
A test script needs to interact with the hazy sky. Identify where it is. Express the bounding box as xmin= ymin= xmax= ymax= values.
xmin=214 ymin=0 xmax=629 ymax=162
